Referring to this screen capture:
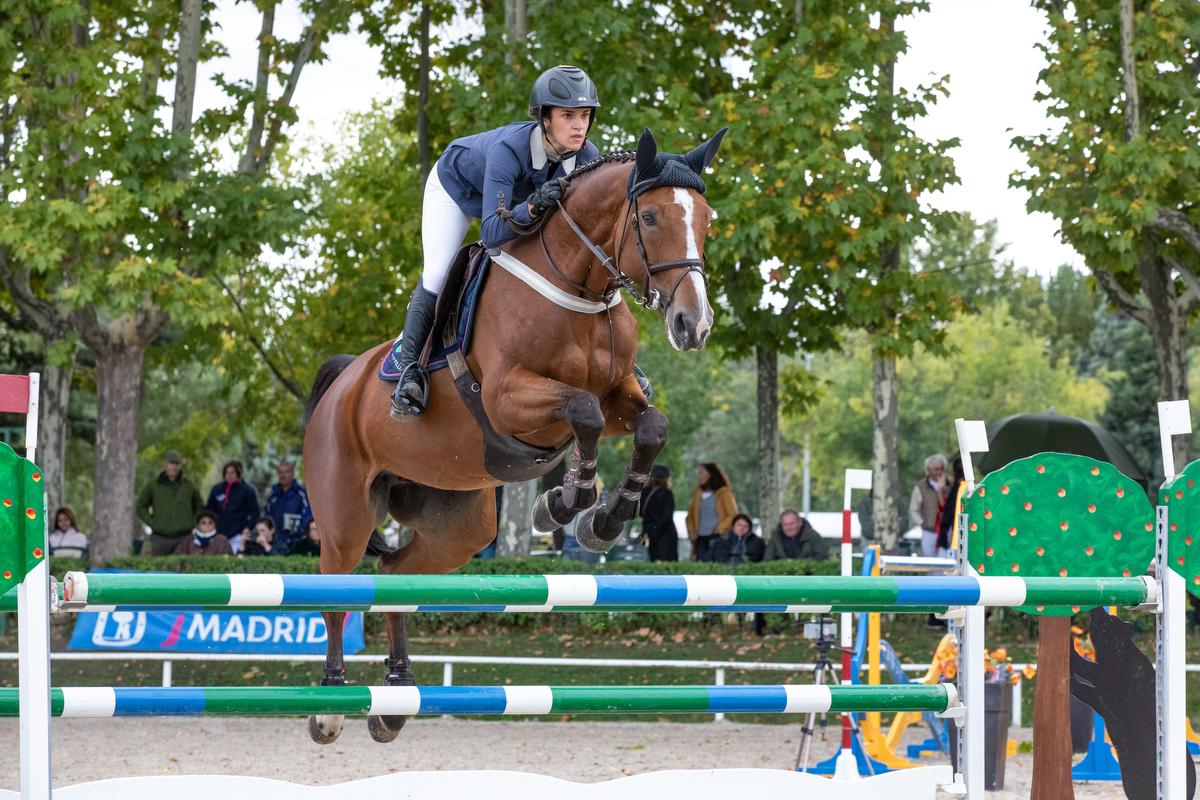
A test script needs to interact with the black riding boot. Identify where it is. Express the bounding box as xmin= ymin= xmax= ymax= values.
xmin=390 ymin=286 xmax=439 ymax=419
